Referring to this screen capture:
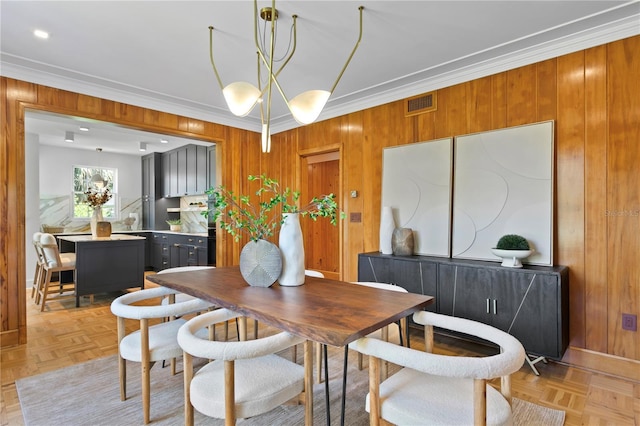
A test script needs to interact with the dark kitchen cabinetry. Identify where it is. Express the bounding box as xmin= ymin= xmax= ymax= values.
xmin=142 ymin=153 xmax=177 ymax=230
xmin=141 ymin=153 xmax=161 ymax=230
xmin=169 ymin=234 xmax=208 ymax=268
xmin=162 ymin=144 xmax=209 ymax=197
xmin=151 ymin=232 xmax=211 ymax=271
xmin=358 ymin=252 xmax=569 ymax=360
xmin=130 ymin=232 xmax=153 ymax=270
xmin=152 ymin=232 xmax=171 ymax=271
